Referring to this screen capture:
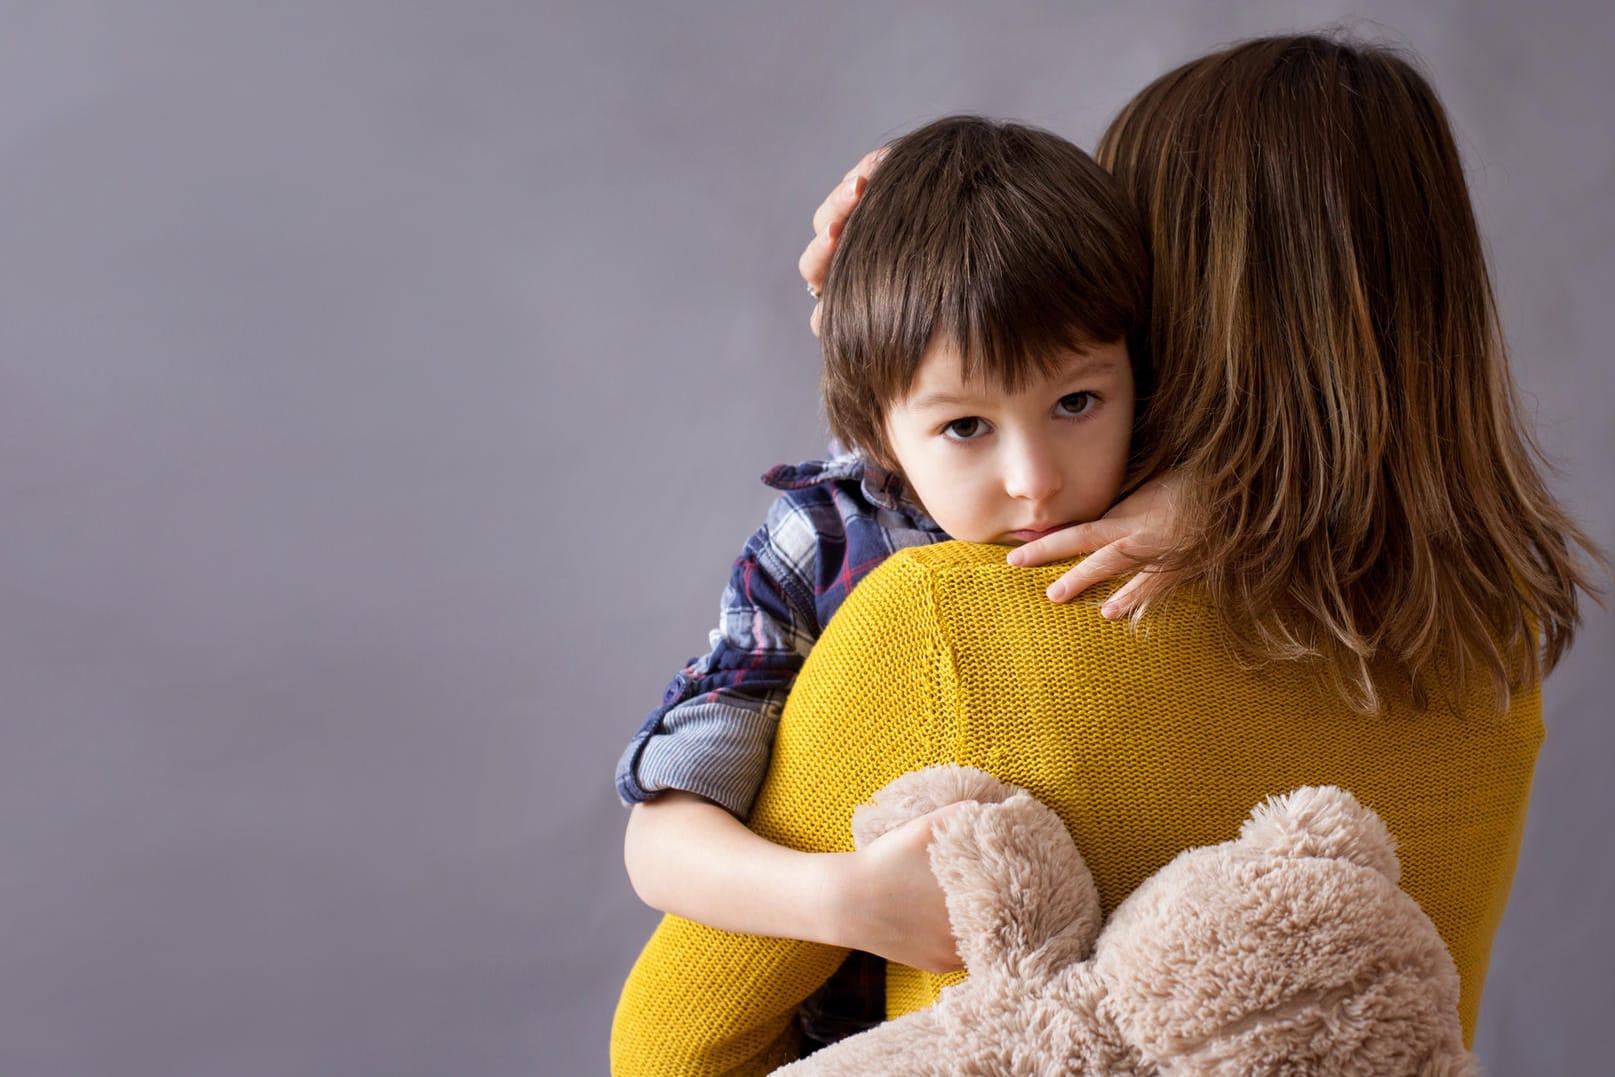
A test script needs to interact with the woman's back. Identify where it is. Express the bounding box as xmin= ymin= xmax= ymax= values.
xmin=753 ymin=543 xmax=1541 ymax=1041
xmin=757 ymin=542 xmax=1541 ymax=1040
xmin=614 ymin=542 xmax=1542 ymax=1074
